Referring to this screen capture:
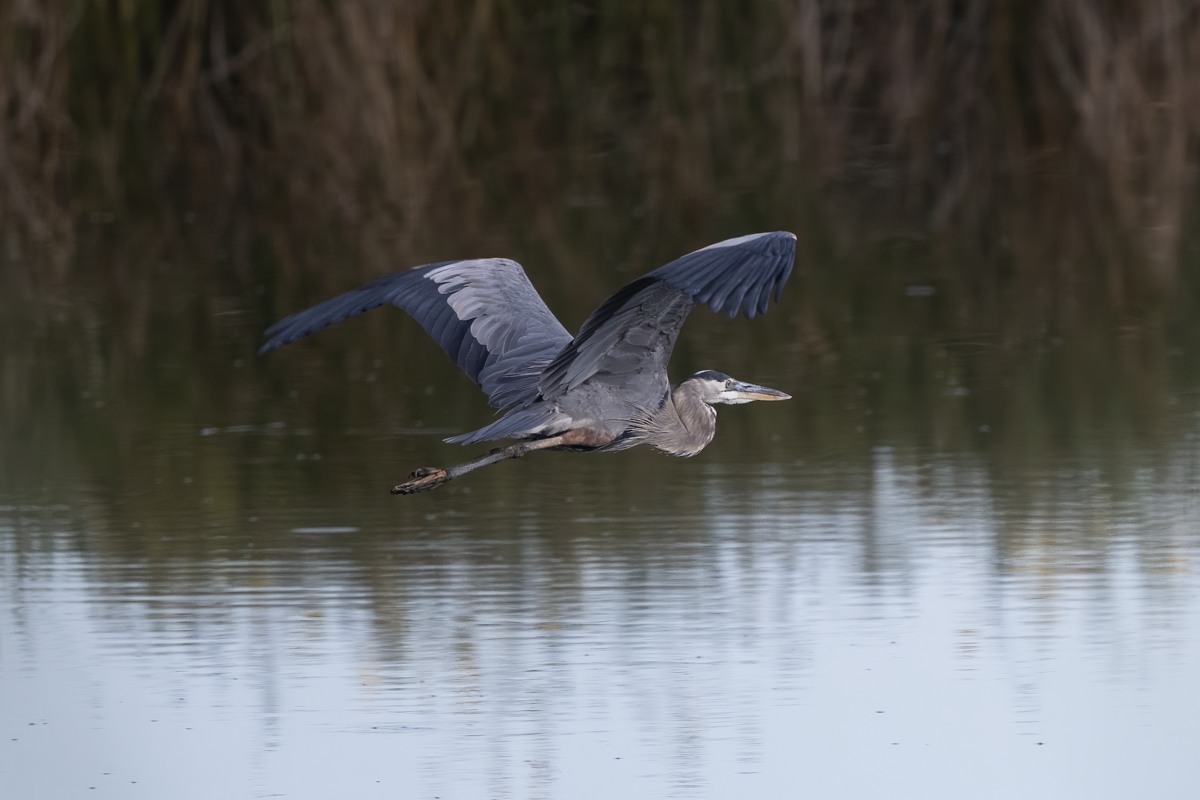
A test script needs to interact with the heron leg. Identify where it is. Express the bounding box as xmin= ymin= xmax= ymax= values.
xmin=390 ymin=435 xmax=569 ymax=495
